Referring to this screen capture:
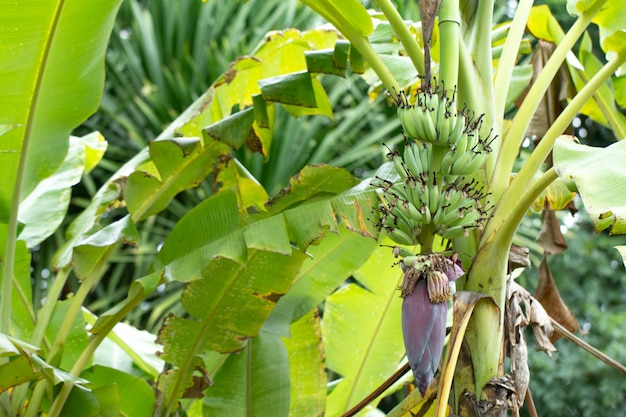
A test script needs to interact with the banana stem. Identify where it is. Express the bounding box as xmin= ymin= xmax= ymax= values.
xmin=374 ymin=0 xmax=425 ymax=76
xmin=437 ymin=0 xmax=460 ymax=89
